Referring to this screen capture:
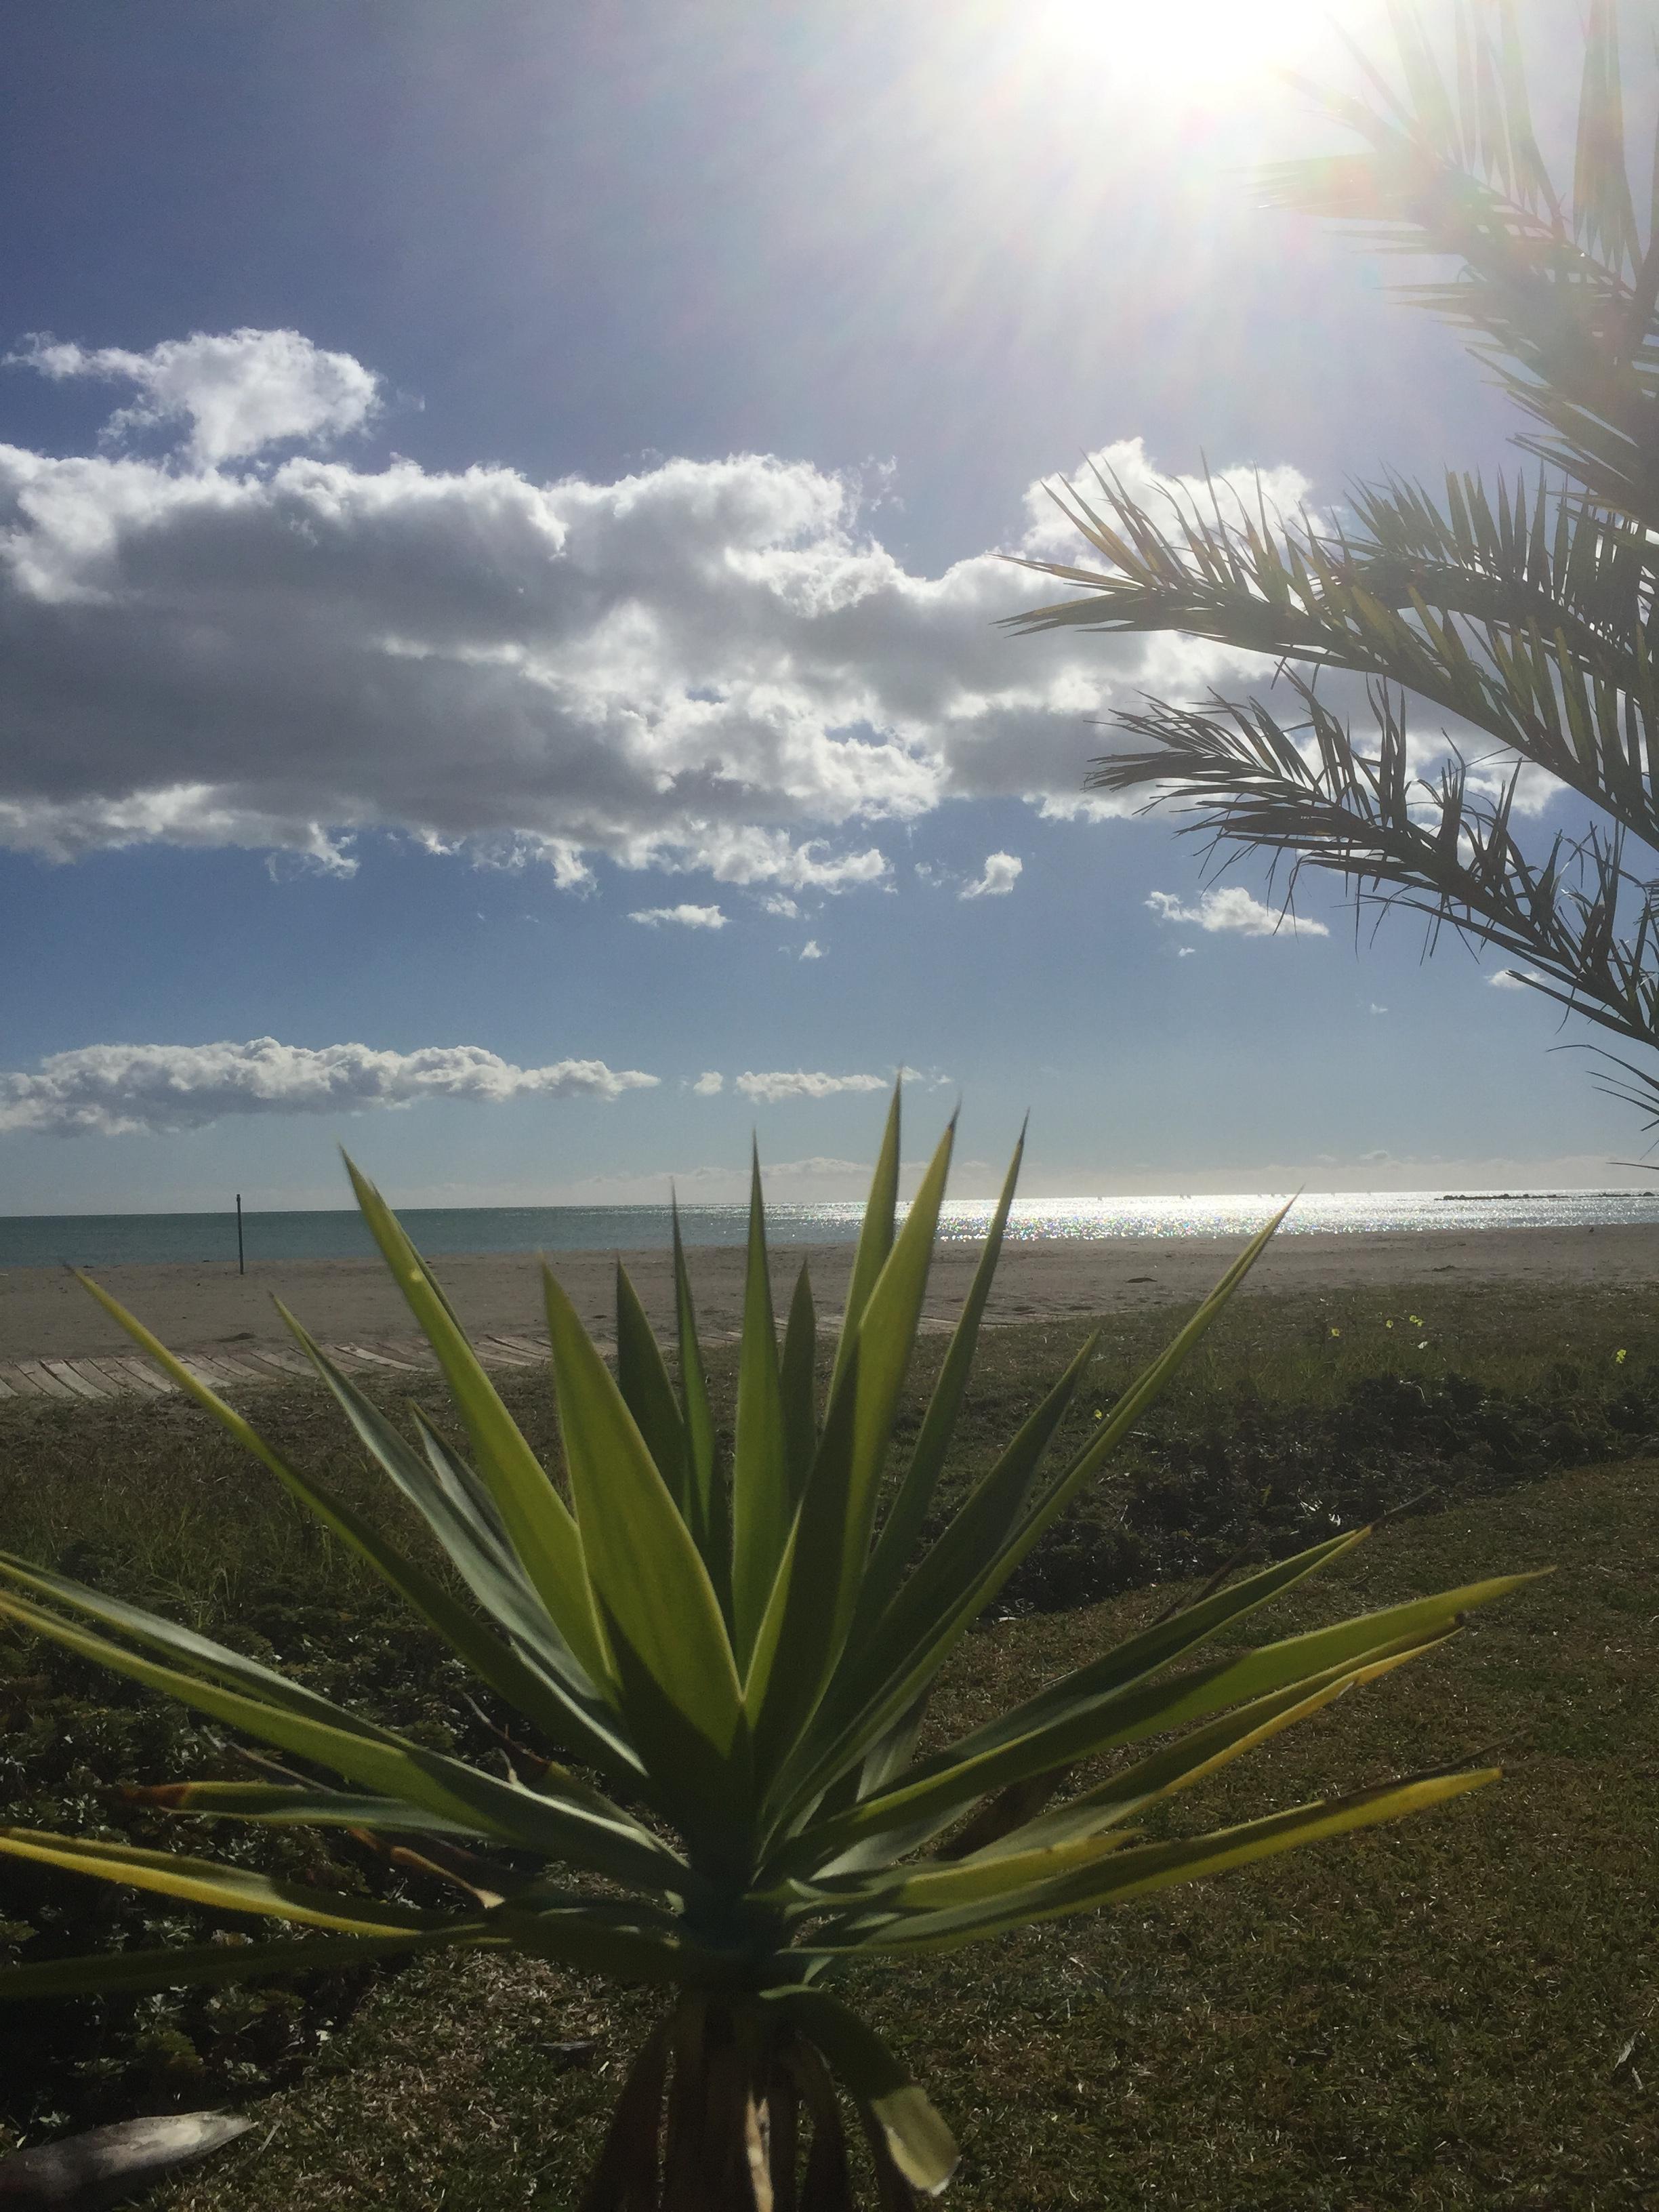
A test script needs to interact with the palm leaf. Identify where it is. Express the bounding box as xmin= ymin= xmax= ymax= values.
xmin=857 ymin=1126 xmax=1026 ymax=1628
xmin=342 ymin=1163 xmax=607 ymax=1681
xmin=841 ymin=1769 xmax=1498 ymax=1954
xmin=0 ymin=1583 xmax=682 ymax=1891
xmin=671 ymin=1195 xmax=724 ymax=1589
xmin=731 ymin=1146 xmax=790 ymax=1669
xmin=542 ymin=1266 xmax=752 ymax=1858
xmin=0 ymin=1828 xmax=457 ymax=1935
xmin=616 ymin=1261 xmax=689 ymax=1516
xmin=0 ymin=1928 xmax=493 ymax=2001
